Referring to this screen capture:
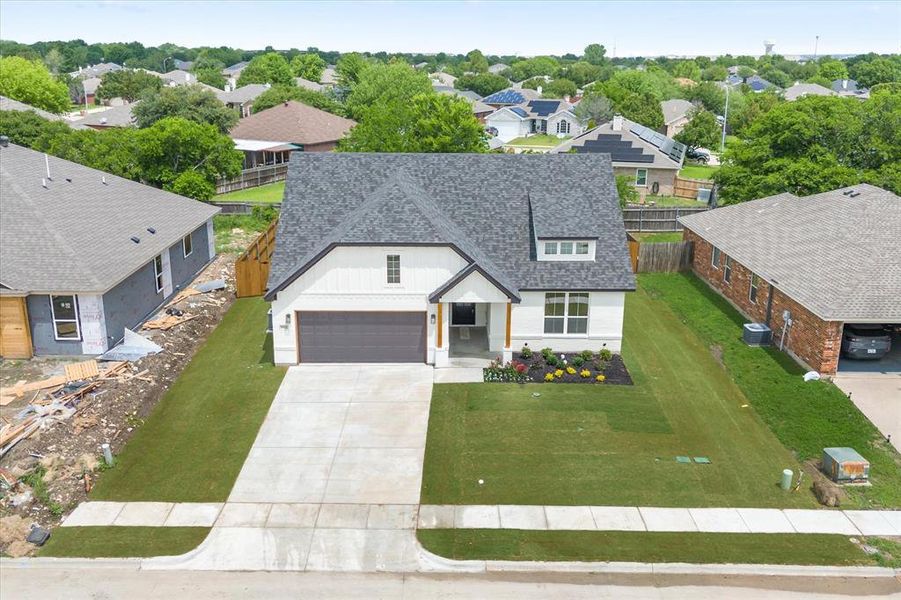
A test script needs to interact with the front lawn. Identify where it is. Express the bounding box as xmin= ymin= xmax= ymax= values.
xmin=421 ymin=283 xmax=815 ymax=508
xmin=631 ymin=232 xmax=684 ymax=244
xmin=679 ymin=164 xmax=719 ymax=180
xmin=89 ymin=298 xmax=286 ymax=502
xmin=215 ymin=181 xmax=285 ymax=203
xmin=40 ymin=527 xmax=209 ymax=558
xmin=640 ymin=273 xmax=901 ymax=508
xmin=418 ymin=530 xmax=879 ymax=566
xmin=506 ymin=134 xmax=567 ymax=147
